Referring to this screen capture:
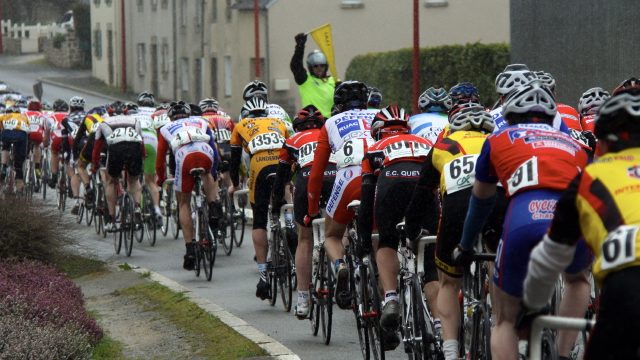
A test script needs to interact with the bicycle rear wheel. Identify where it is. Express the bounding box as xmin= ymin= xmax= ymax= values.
xmin=200 ymin=207 xmax=215 ymax=281
xmin=320 ymin=249 xmax=333 ymax=345
xmin=365 ymin=261 xmax=385 ymax=360
xmin=122 ymin=194 xmax=135 ymax=257
xmin=142 ymin=186 xmax=157 ymax=246
xmin=269 ymin=237 xmax=278 ymax=307
xmin=233 ymin=198 xmax=246 ymax=247
xmin=76 ymin=200 xmax=85 ymax=224
xmin=219 ymin=191 xmax=233 ymax=255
